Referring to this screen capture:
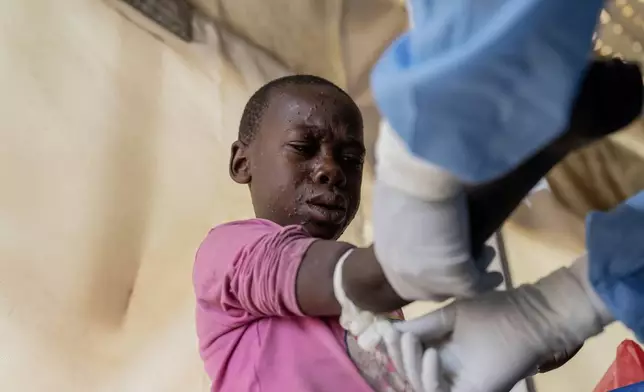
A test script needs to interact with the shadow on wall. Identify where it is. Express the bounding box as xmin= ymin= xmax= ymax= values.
xmin=0 ymin=0 xmax=294 ymax=390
